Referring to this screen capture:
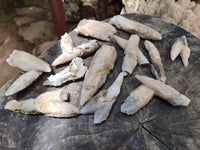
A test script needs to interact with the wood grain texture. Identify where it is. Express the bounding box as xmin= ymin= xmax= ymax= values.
xmin=0 ymin=14 xmax=200 ymax=150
